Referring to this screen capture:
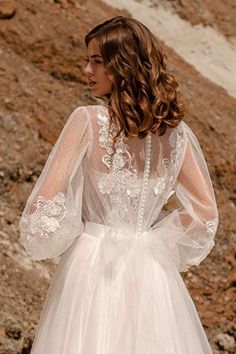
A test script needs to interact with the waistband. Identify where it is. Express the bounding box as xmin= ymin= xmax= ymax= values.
xmin=84 ymin=221 xmax=138 ymax=240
